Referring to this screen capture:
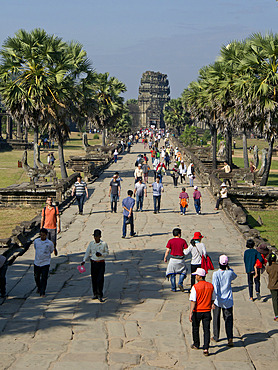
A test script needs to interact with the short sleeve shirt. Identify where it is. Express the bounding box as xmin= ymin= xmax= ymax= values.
xmin=193 ymin=190 xmax=201 ymax=200
xmin=179 ymin=192 xmax=189 ymax=199
xmin=110 ymin=180 xmax=120 ymax=195
xmin=135 ymin=182 xmax=146 ymax=196
xmin=166 ymin=238 xmax=188 ymax=256
xmin=42 ymin=206 xmax=59 ymax=230
xmin=152 ymin=182 xmax=163 ymax=196
xmin=122 ymin=197 xmax=135 ymax=216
